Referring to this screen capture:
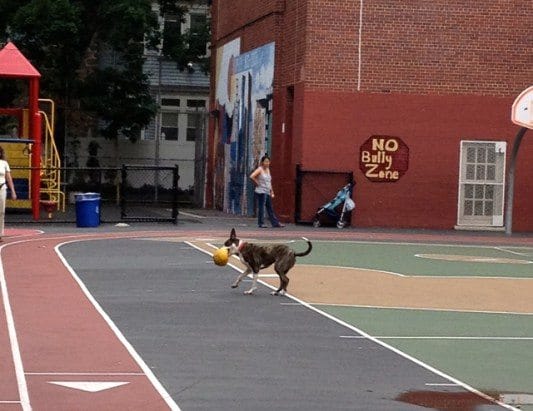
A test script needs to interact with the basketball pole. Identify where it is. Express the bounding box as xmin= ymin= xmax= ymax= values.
xmin=504 ymin=126 xmax=528 ymax=236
